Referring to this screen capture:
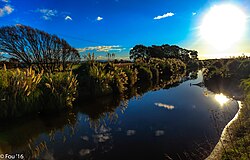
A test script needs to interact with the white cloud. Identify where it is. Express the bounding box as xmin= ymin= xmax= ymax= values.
xmin=192 ymin=12 xmax=197 ymax=16
xmin=65 ymin=16 xmax=72 ymax=21
xmin=0 ymin=5 xmax=14 ymax=17
xmin=35 ymin=9 xmax=58 ymax=20
xmin=78 ymin=45 xmax=125 ymax=52
xmin=154 ymin=12 xmax=174 ymax=20
xmin=97 ymin=16 xmax=103 ymax=21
